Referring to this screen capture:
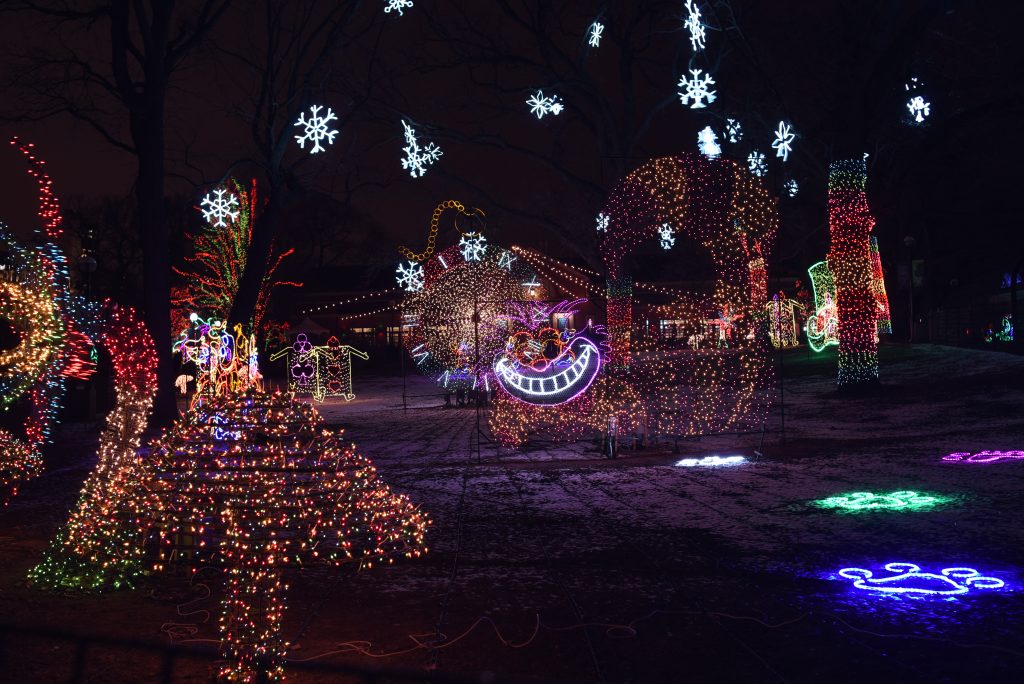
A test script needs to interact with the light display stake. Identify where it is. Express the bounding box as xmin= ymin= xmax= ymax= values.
xmin=294 ymin=104 xmax=339 ymax=154
xmin=725 ymin=118 xmax=742 ymax=143
xmin=827 ymin=157 xmax=879 ymax=387
xmin=784 ymin=179 xmax=799 ymax=197
xmin=527 ymin=90 xmax=564 ymax=119
xmin=814 ymin=490 xmax=951 ymax=512
xmin=697 ymin=126 xmax=721 ymax=158
xmin=747 ymin=151 xmax=767 ymax=177
xmin=683 ymin=0 xmax=706 ymax=52
xmin=675 ymin=455 xmax=746 ymax=467
xmin=677 ymin=69 xmax=716 ymax=109
xmin=588 ymin=21 xmax=604 ymax=47
xmin=199 ymin=187 xmax=240 ymax=228
xmin=396 ymin=260 xmax=425 ymax=292
xmin=772 ymin=121 xmax=794 ymax=161
xmin=400 ymin=120 xmax=442 ymax=178
xmin=943 ymin=450 xmax=1024 ymax=464
xmin=384 ymin=0 xmax=414 ymax=16
xmin=838 ymin=563 xmax=1004 ymax=597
